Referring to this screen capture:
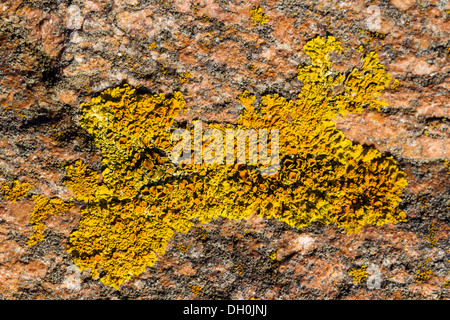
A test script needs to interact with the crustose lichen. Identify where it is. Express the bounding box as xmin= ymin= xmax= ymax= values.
xmin=1 ymin=180 xmax=33 ymax=203
xmin=349 ymin=266 xmax=369 ymax=284
xmin=26 ymin=36 xmax=407 ymax=289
